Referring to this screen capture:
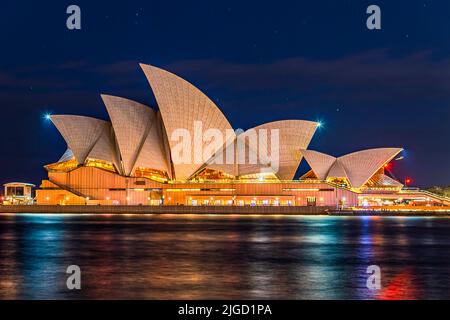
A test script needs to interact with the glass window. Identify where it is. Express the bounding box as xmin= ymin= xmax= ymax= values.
xmin=6 ymin=187 xmax=24 ymax=196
